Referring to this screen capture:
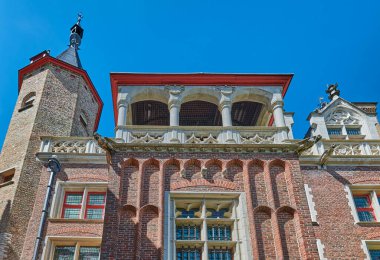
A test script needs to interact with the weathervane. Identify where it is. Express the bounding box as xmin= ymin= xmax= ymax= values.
xmin=77 ymin=13 xmax=83 ymax=25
